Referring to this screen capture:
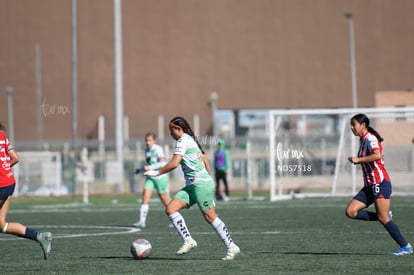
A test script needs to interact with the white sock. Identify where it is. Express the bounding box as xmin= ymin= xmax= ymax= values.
xmin=140 ymin=204 xmax=149 ymax=223
xmin=169 ymin=212 xmax=192 ymax=241
xmin=211 ymin=217 xmax=234 ymax=248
